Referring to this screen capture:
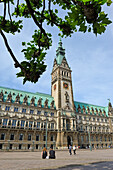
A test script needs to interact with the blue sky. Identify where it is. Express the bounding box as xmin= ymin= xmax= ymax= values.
xmin=0 ymin=3 xmax=113 ymax=107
